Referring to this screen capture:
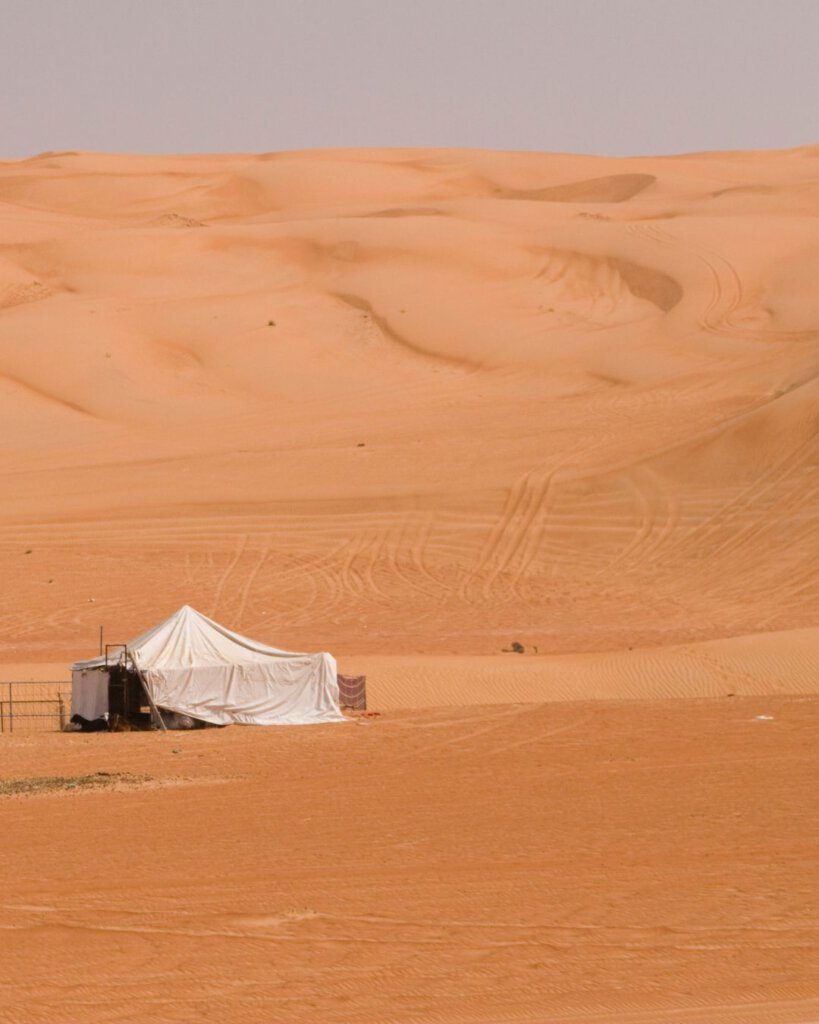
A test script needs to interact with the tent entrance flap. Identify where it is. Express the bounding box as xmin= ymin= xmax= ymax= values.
xmin=129 ymin=650 xmax=167 ymax=731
